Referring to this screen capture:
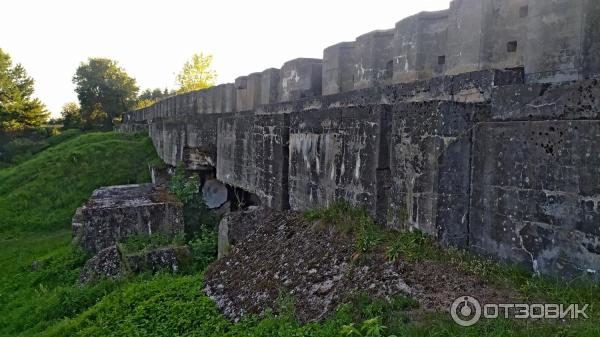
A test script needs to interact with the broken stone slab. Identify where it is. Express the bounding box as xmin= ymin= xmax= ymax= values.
xmin=218 ymin=206 xmax=264 ymax=259
xmin=72 ymin=184 xmax=184 ymax=255
xmin=79 ymin=246 xmax=123 ymax=284
xmin=79 ymin=245 xmax=192 ymax=284
xmin=125 ymin=246 xmax=191 ymax=274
